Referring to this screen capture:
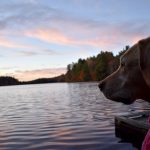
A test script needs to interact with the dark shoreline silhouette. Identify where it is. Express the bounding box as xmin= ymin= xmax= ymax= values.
xmin=0 ymin=74 xmax=65 ymax=86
